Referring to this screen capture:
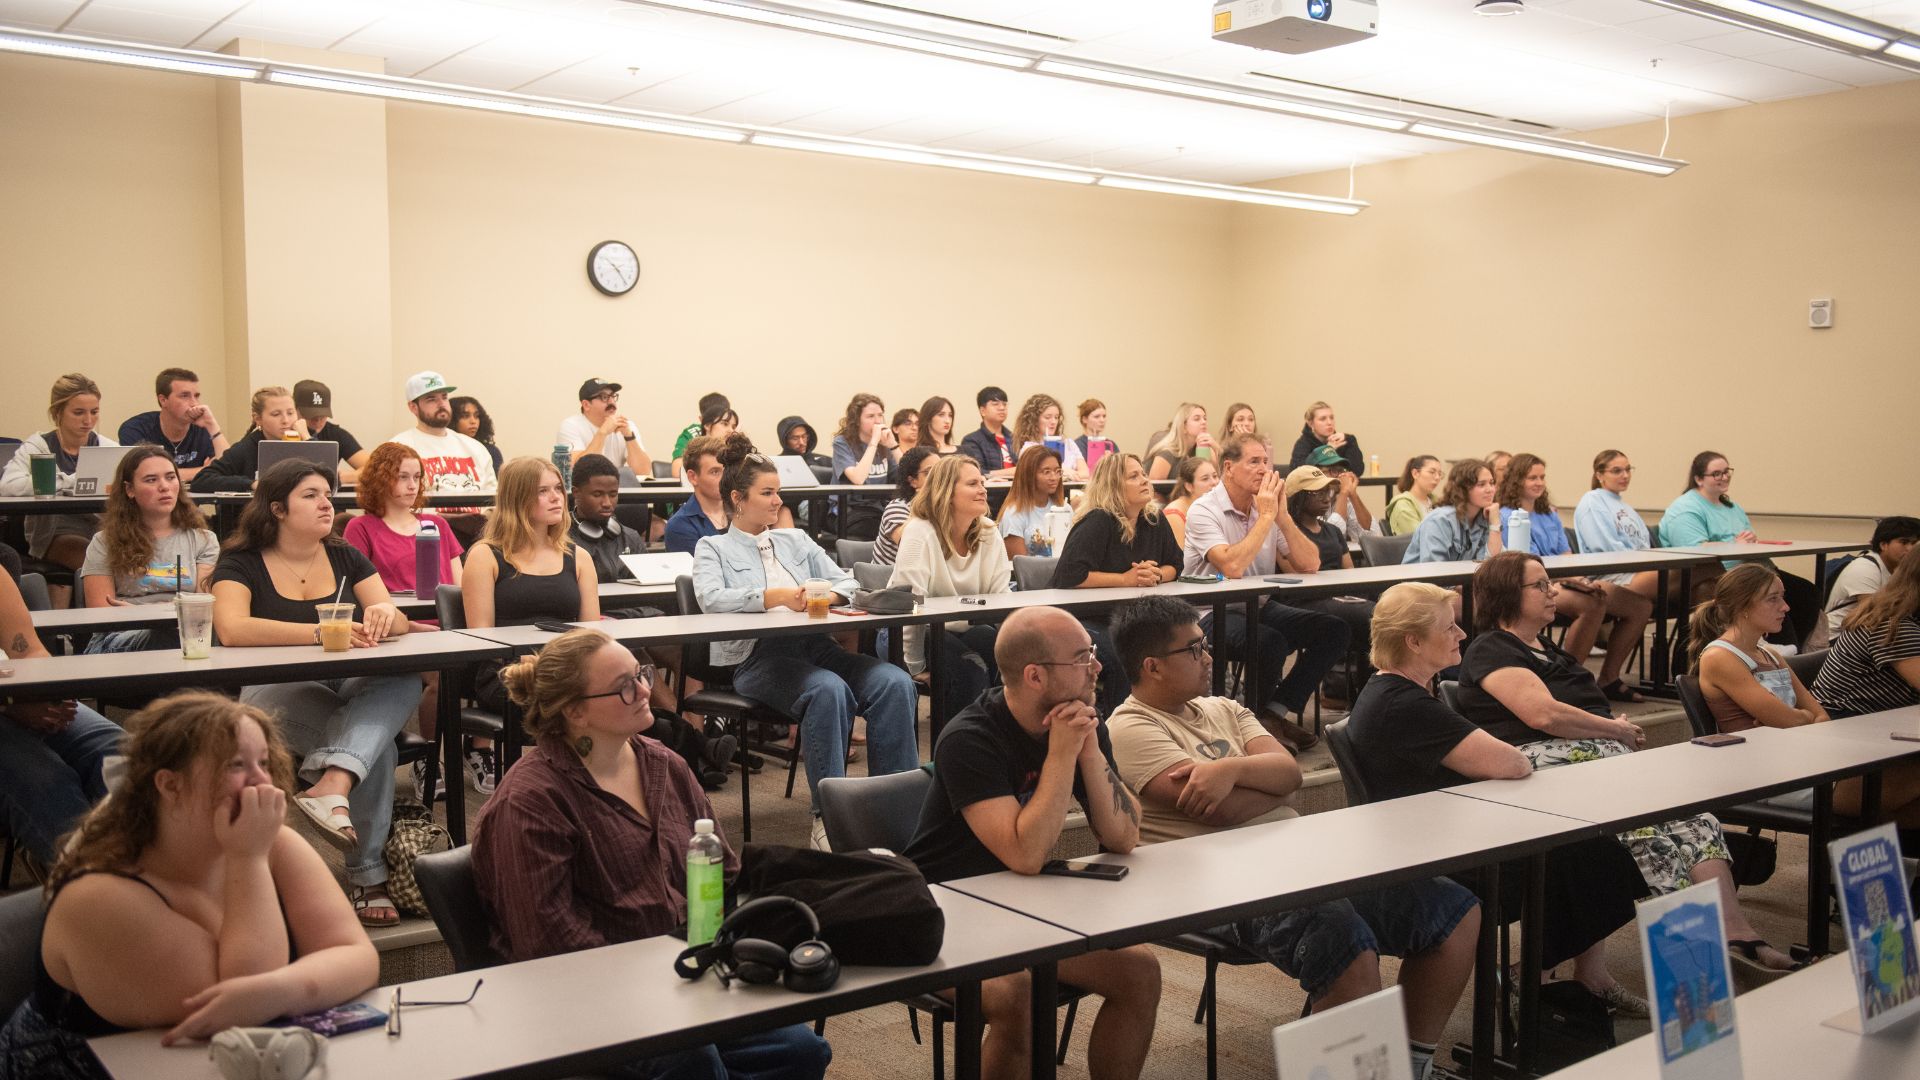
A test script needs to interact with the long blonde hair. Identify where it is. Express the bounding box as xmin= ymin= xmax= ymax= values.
xmin=912 ymin=455 xmax=996 ymax=560
xmin=499 ymin=628 xmax=613 ymax=742
xmin=47 ymin=372 xmax=102 ymax=425
xmin=480 ymin=456 xmax=573 ymax=561
xmin=1159 ymin=402 xmax=1206 ymax=459
xmin=1074 ymin=452 xmax=1158 ymax=544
